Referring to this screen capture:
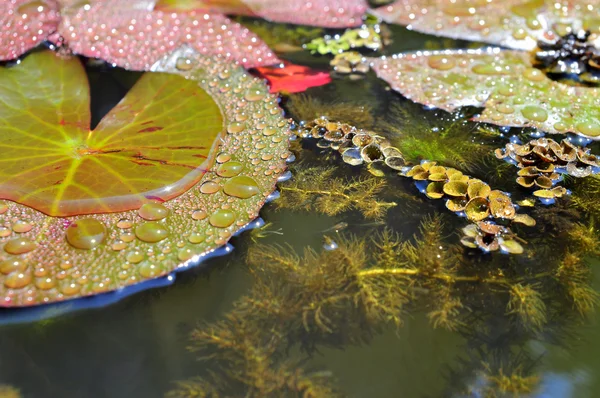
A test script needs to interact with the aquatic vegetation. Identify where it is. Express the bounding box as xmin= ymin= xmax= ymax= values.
xmin=236 ymin=18 xmax=324 ymax=52
xmin=0 ymin=386 xmax=20 ymax=398
xmin=305 ymin=23 xmax=390 ymax=55
xmin=371 ymin=0 xmax=600 ymax=52
xmin=569 ymin=174 xmax=600 ymax=221
xmin=275 ymin=166 xmax=397 ymax=220
xmin=461 ymin=222 xmax=524 ymax=254
xmin=477 ymin=364 xmax=540 ymax=397
xmin=0 ymin=48 xmax=290 ymax=307
xmin=403 ymin=162 xmax=535 ymax=225
xmin=330 ymin=51 xmax=371 ymax=79
xmin=286 ymin=95 xmax=375 ymax=130
xmin=507 ymin=284 xmax=547 ymax=332
xmin=534 ymin=30 xmax=600 ymax=84
xmin=369 ymin=48 xmax=600 ymax=138
xmin=381 ymin=103 xmax=493 ymax=173
xmin=496 ymin=137 xmax=599 ymax=199
xmin=296 ymin=117 xmax=406 ymax=169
